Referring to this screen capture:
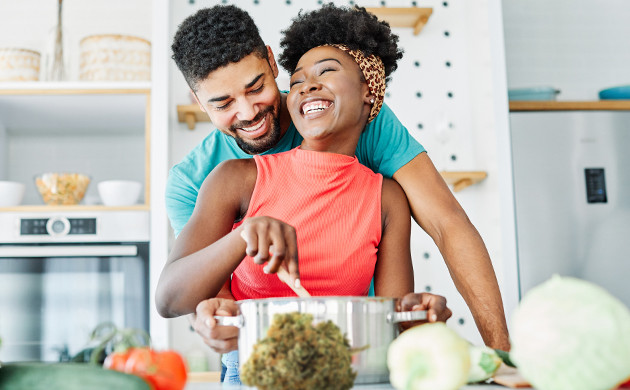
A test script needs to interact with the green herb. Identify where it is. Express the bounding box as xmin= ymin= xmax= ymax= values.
xmin=241 ymin=312 xmax=356 ymax=390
